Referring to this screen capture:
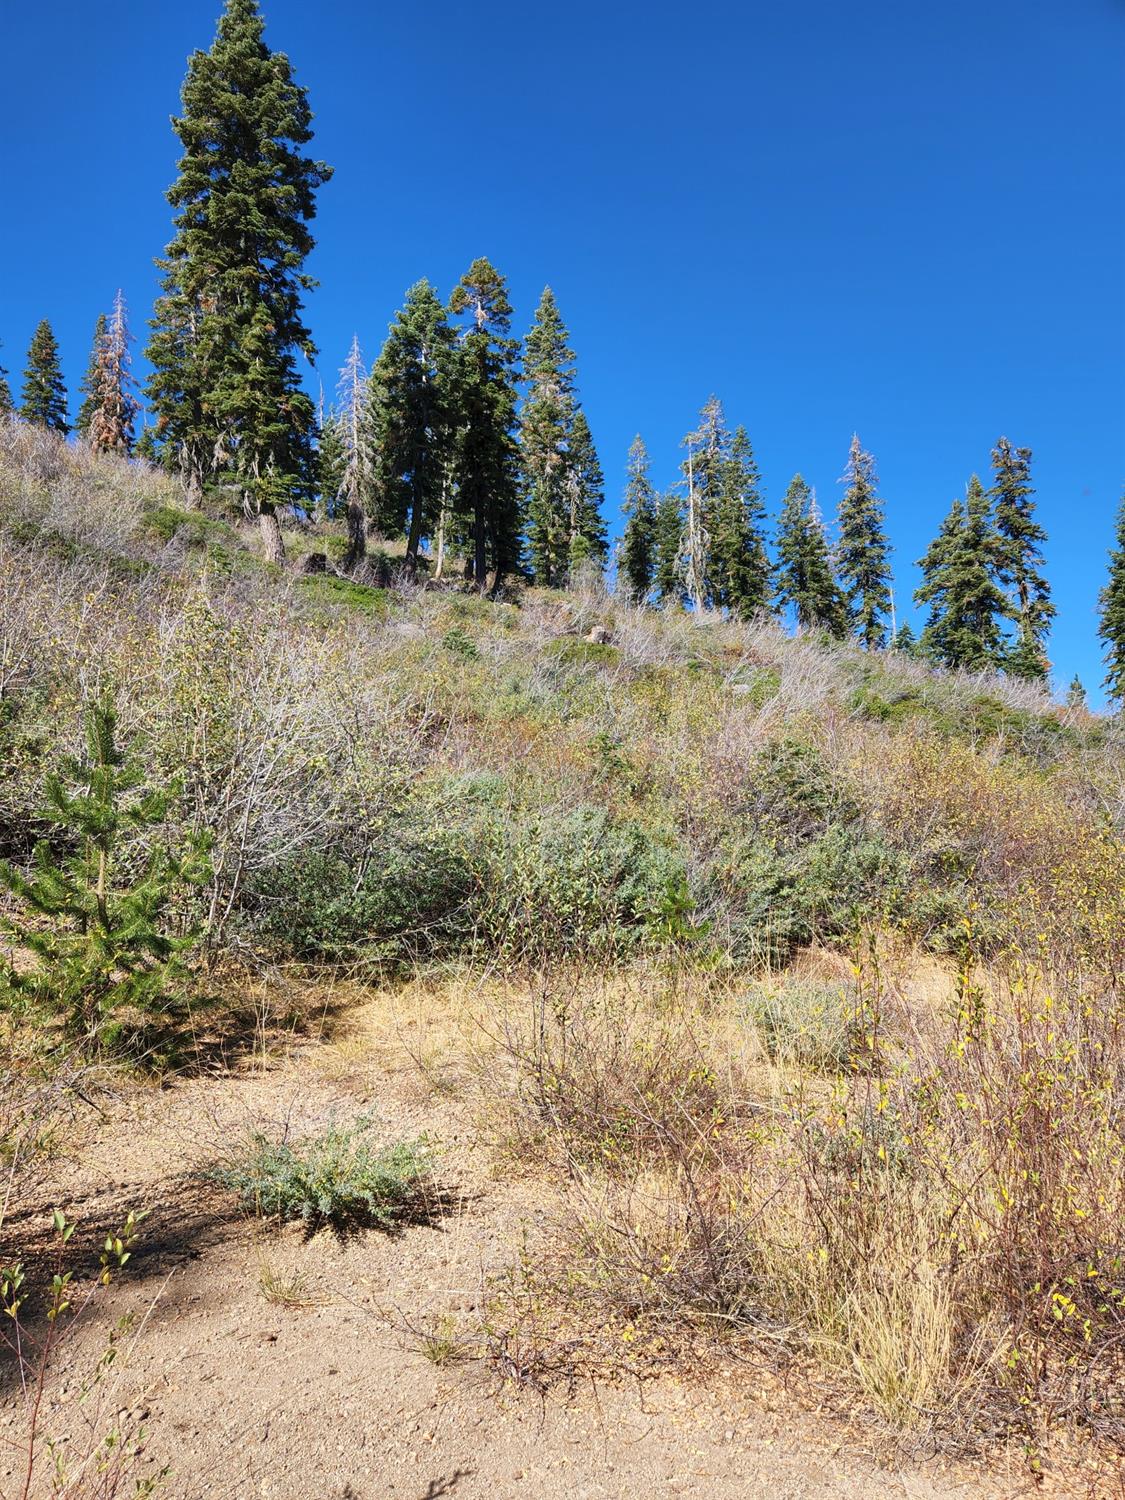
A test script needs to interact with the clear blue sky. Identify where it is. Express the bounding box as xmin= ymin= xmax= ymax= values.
xmin=2 ymin=1 xmax=1122 ymax=698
